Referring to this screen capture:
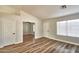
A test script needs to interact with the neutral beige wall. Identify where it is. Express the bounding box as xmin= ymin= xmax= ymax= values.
xmin=43 ymin=13 xmax=79 ymax=44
